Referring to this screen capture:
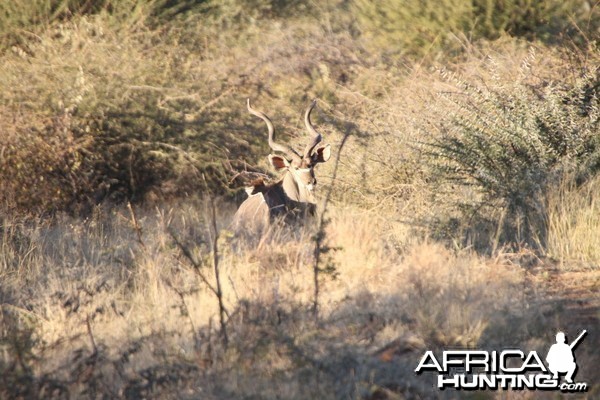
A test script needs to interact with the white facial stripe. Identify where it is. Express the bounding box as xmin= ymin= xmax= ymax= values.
xmin=292 ymin=167 xmax=315 ymax=189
